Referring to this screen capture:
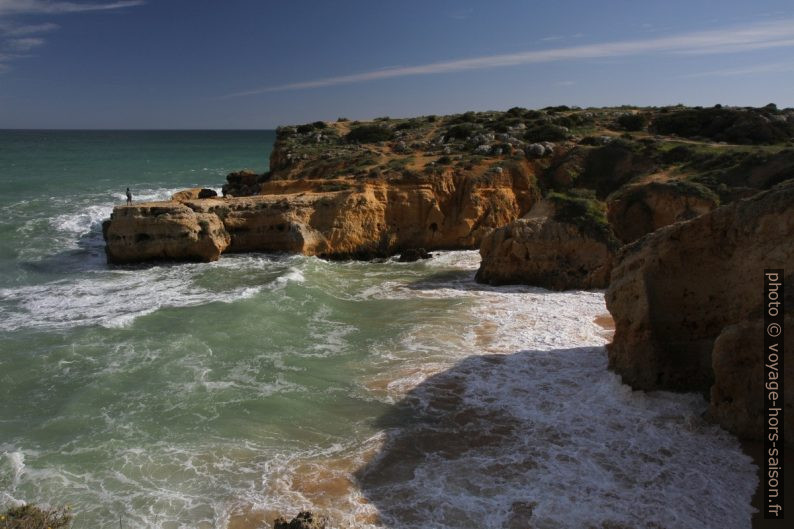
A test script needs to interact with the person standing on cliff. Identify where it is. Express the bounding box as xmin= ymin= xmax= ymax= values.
xmin=126 ymin=187 xmax=132 ymax=205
